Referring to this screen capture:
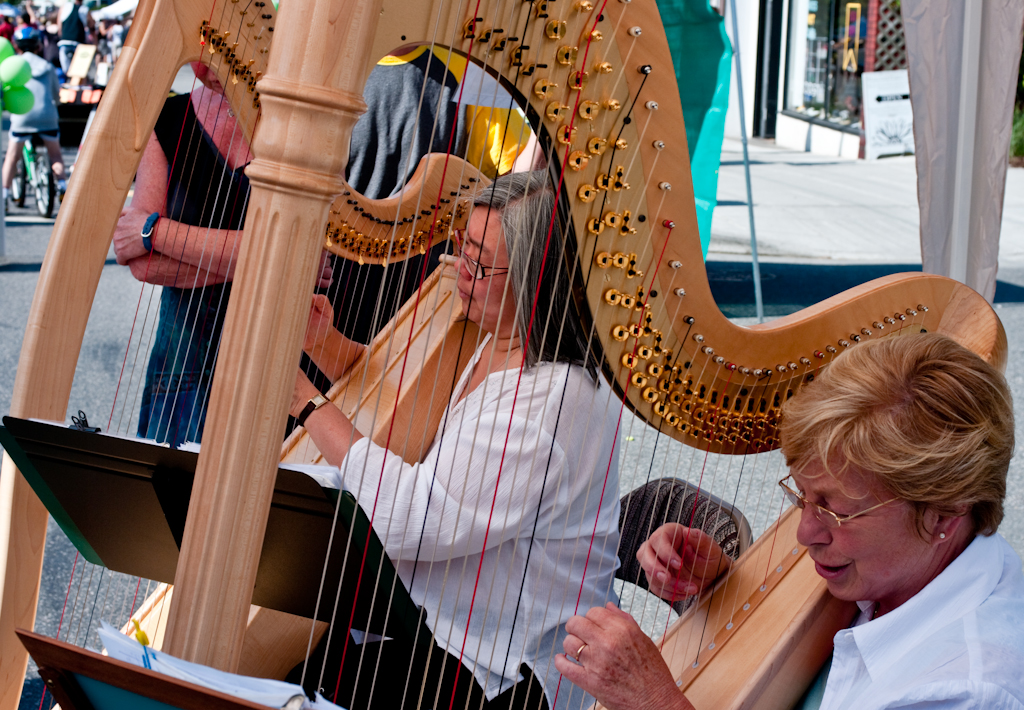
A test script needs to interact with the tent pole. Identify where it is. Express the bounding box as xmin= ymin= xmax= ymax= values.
xmin=727 ymin=0 xmax=765 ymax=322
xmin=949 ymin=0 xmax=983 ymax=285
